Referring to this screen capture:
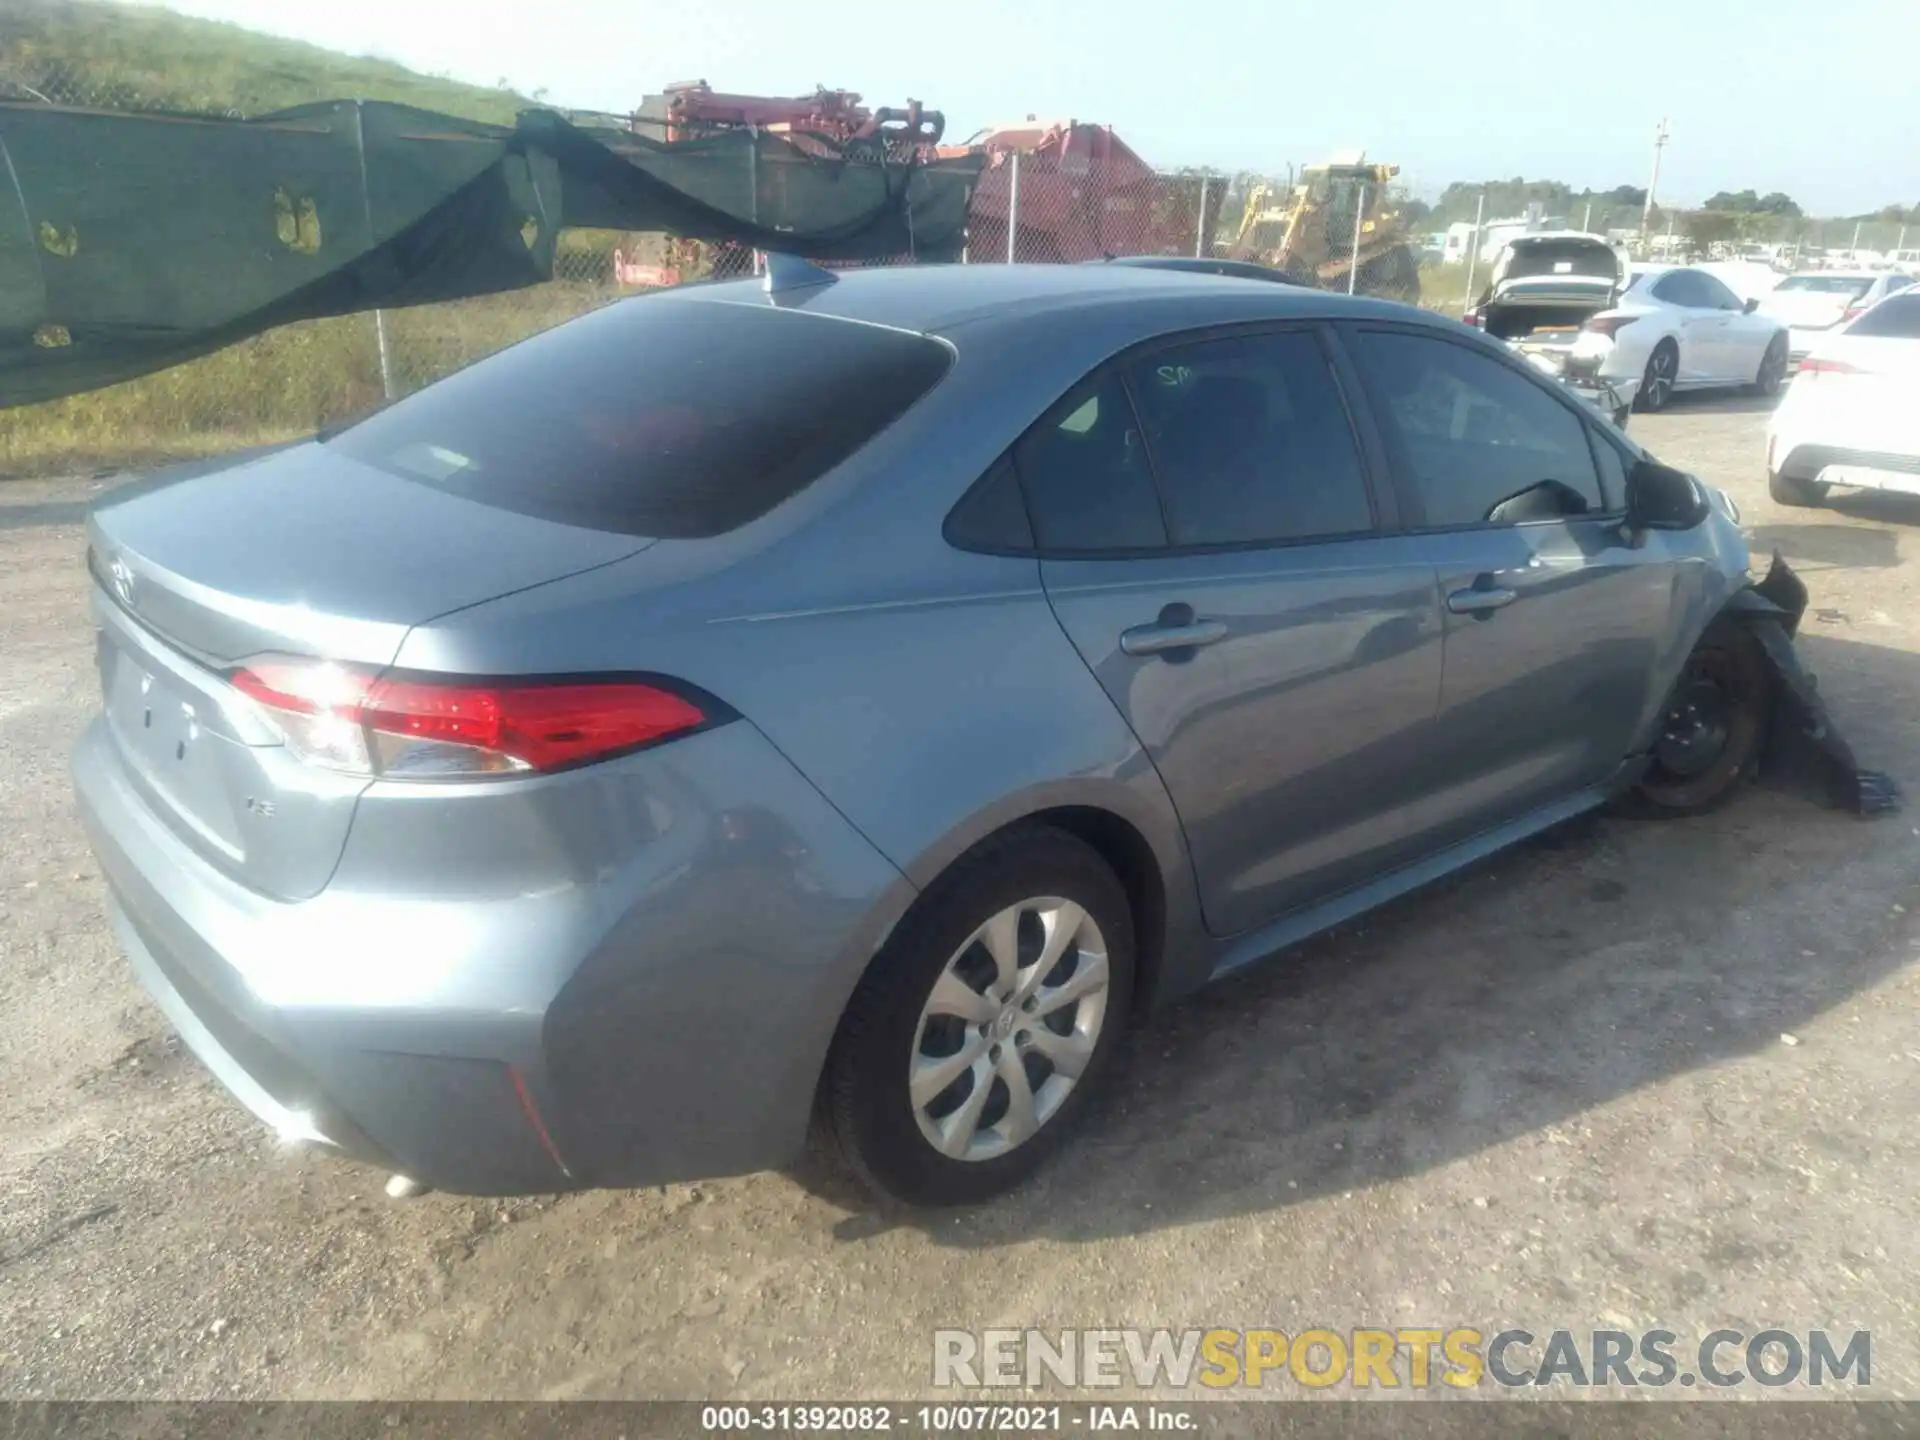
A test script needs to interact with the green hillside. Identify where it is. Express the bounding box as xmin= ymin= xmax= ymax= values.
xmin=0 ymin=0 xmax=532 ymax=121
